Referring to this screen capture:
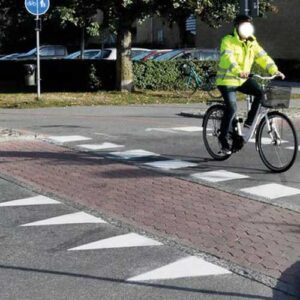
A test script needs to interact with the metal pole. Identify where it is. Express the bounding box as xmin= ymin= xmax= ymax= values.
xmin=240 ymin=0 xmax=250 ymax=15
xmin=36 ymin=15 xmax=41 ymax=99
